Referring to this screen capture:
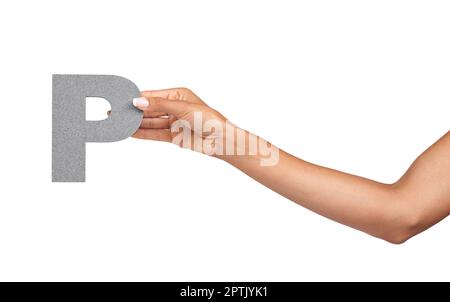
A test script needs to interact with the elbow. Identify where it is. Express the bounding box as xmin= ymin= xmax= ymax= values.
xmin=375 ymin=185 xmax=427 ymax=244
xmin=381 ymin=230 xmax=414 ymax=245
xmin=378 ymin=213 xmax=423 ymax=245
